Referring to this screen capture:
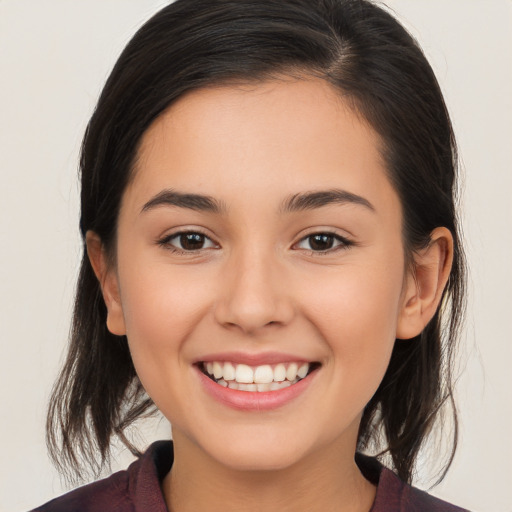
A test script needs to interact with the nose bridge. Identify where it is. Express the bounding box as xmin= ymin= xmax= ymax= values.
xmin=214 ymin=240 xmax=294 ymax=333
